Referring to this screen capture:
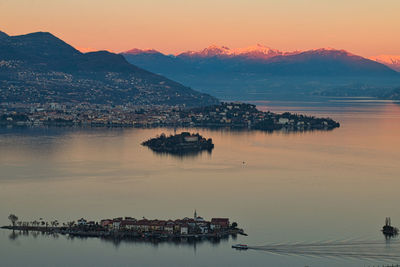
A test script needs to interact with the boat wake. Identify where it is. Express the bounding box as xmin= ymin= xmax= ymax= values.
xmin=248 ymin=239 xmax=400 ymax=260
